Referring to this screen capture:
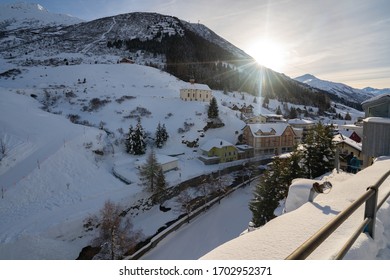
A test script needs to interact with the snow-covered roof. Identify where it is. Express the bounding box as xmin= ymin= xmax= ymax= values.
xmin=333 ymin=134 xmax=362 ymax=151
xmin=181 ymin=83 xmax=211 ymax=91
xmin=288 ymin=118 xmax=315 ymax=125
xmin=363 ymin=117 xmax=390 ymax=124
xmin=361 ymin=93 xmax=390 ymax=106
xmin=200 ymin=138 xmax=235 ymax=151
xmin=236 ymin=144 xmax=253 ymax=150
xmin=136 ymin=154 xmax=178 ymax=167
xmin=246 ymin=123 xmax=290 ymax=137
